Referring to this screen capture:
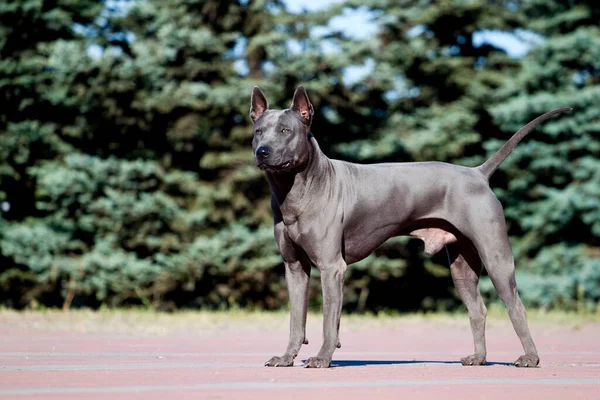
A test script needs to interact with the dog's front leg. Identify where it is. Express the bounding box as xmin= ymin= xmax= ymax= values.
xmin=304 ymin=259 xmax=346 ymax=368
xmin=265 ymin=258 xmax=311 ymax=367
